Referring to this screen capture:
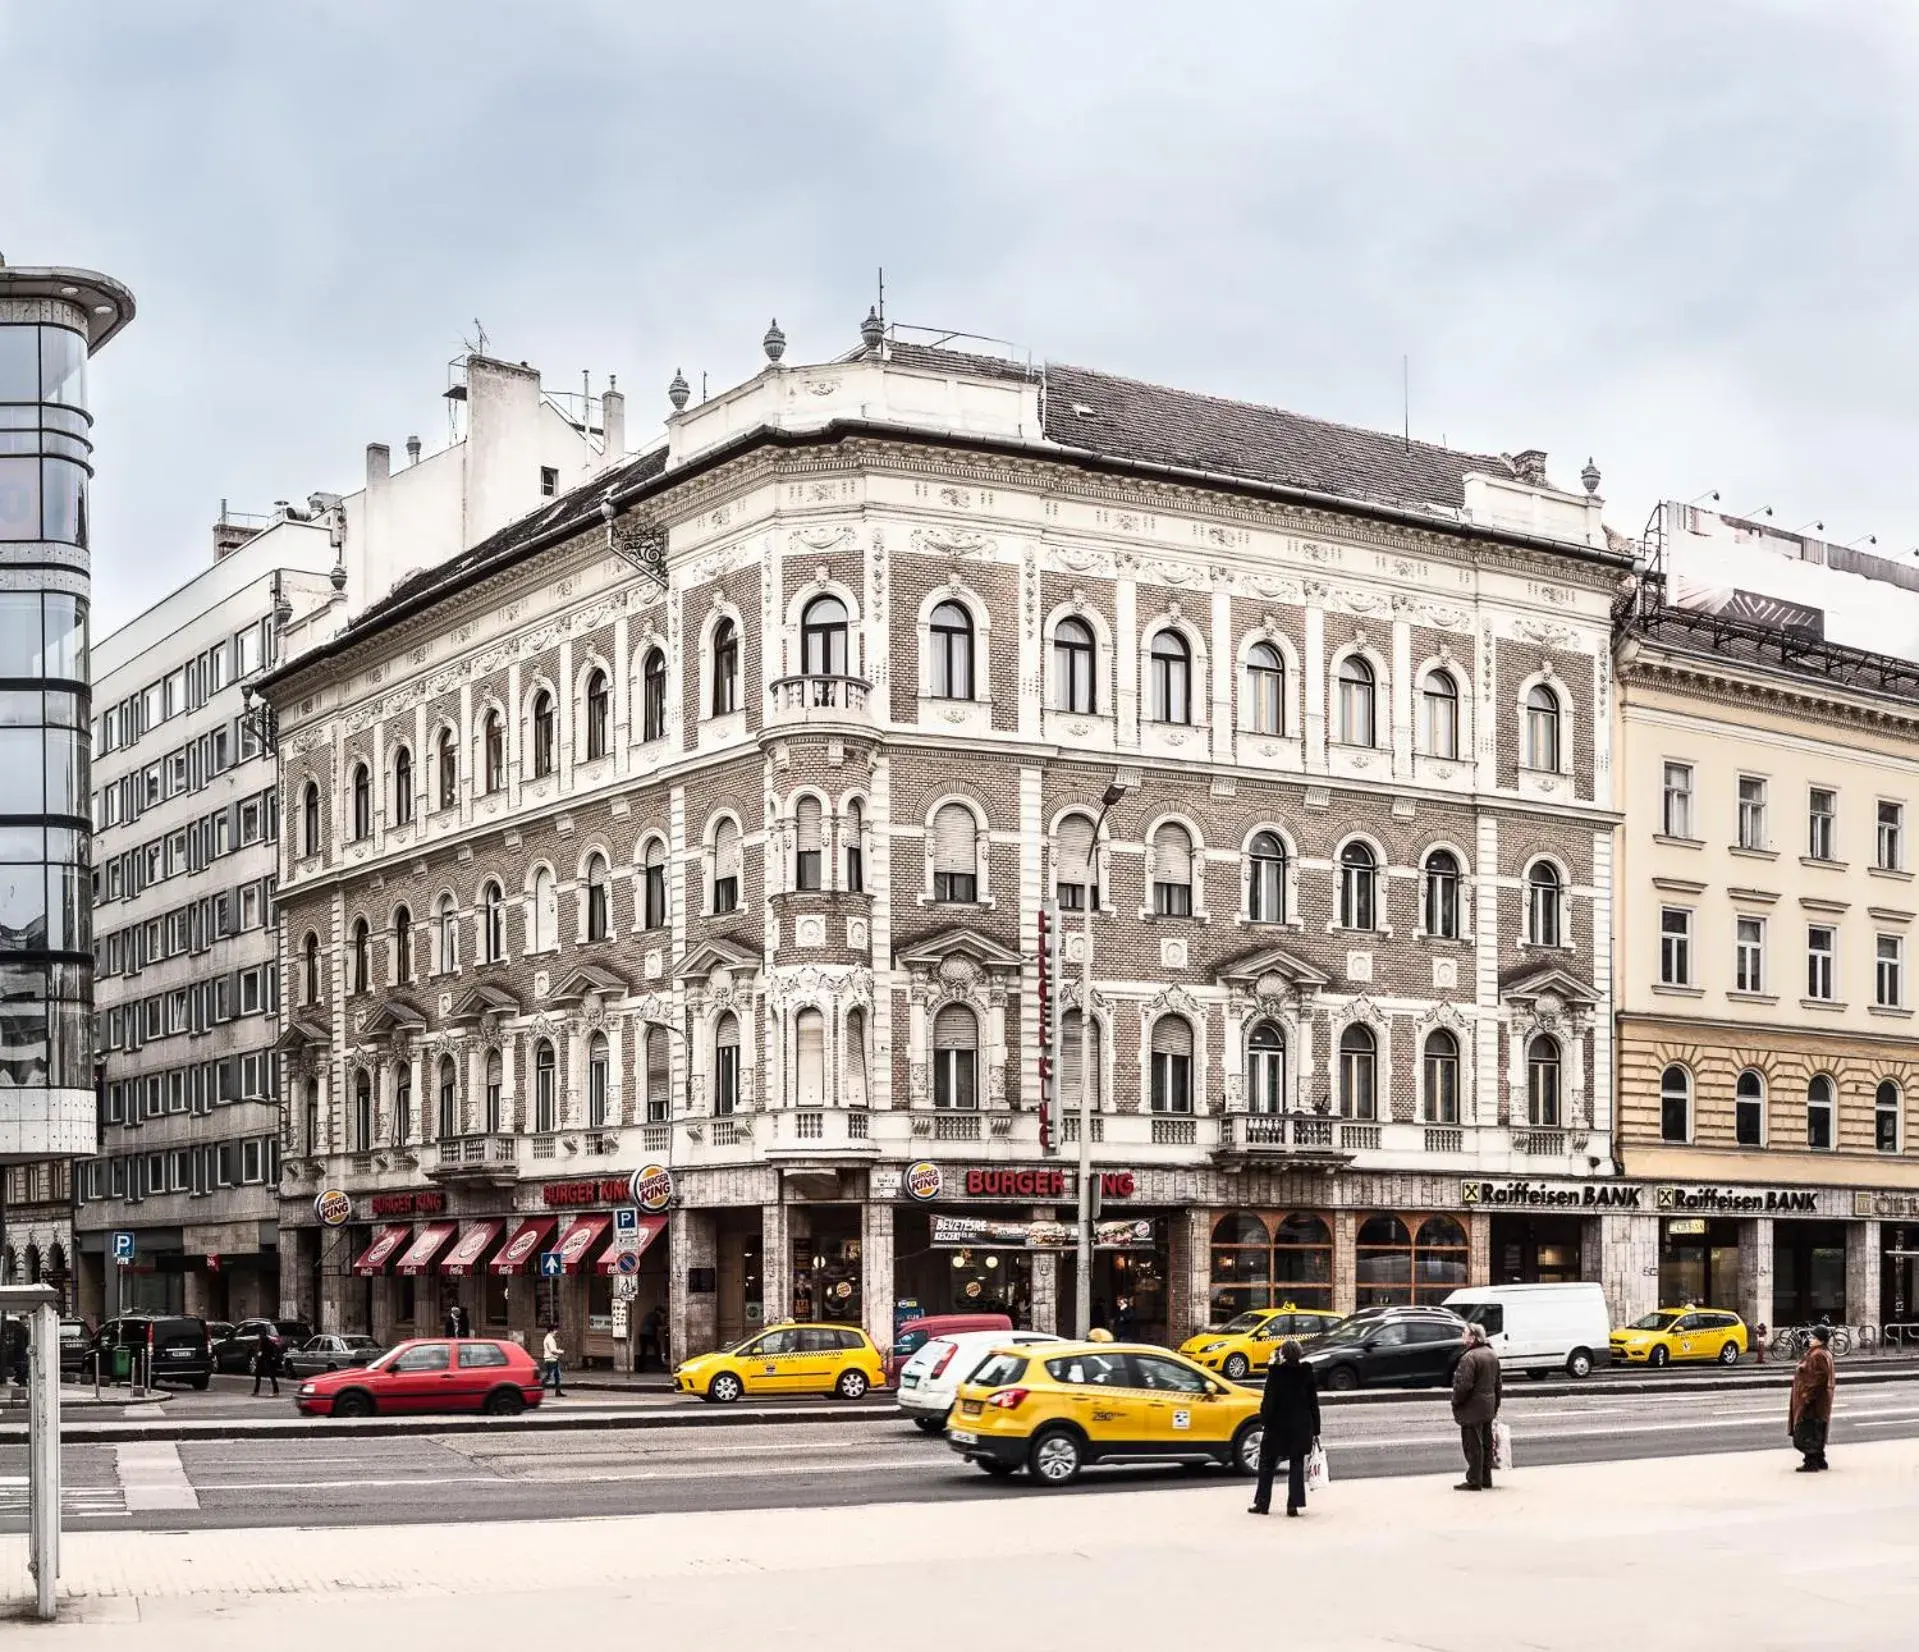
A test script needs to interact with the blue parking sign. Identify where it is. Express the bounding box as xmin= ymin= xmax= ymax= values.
xmin=538 ymin=1251 xmax=565 ymax=1278
xmin=112 ymin=1231 xmax=135 ymax=1264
